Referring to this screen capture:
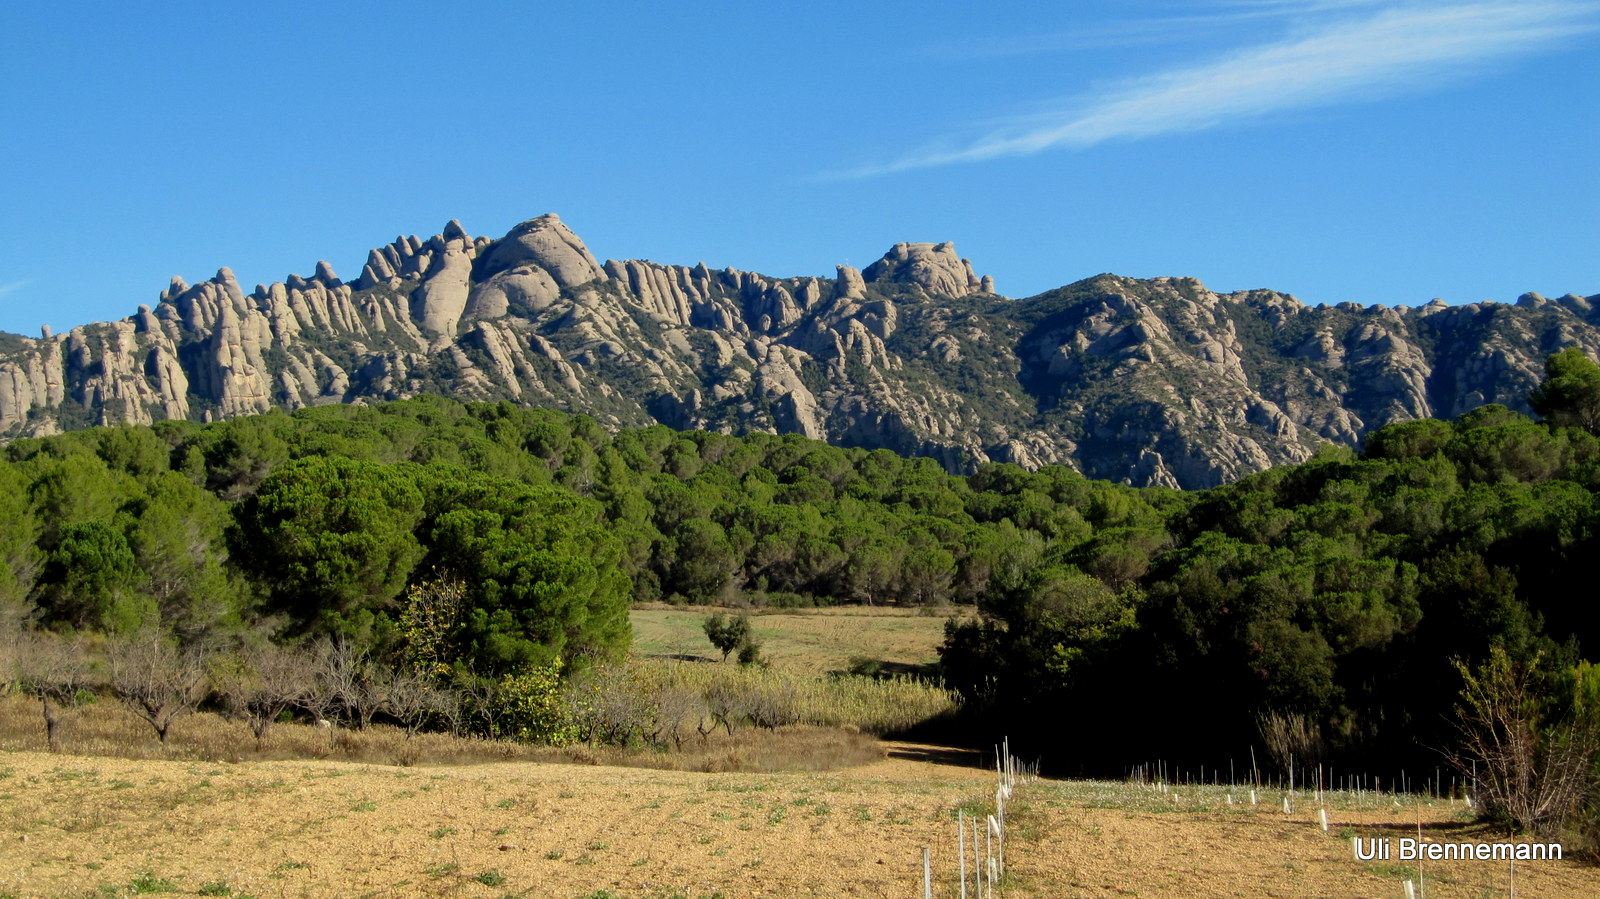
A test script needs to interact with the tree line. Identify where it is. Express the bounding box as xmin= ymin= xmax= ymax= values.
xmin=0 ymin=350 xmax=1598 ymax=798
xmin=0 ymin=392 xmax=1177 ymax=650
